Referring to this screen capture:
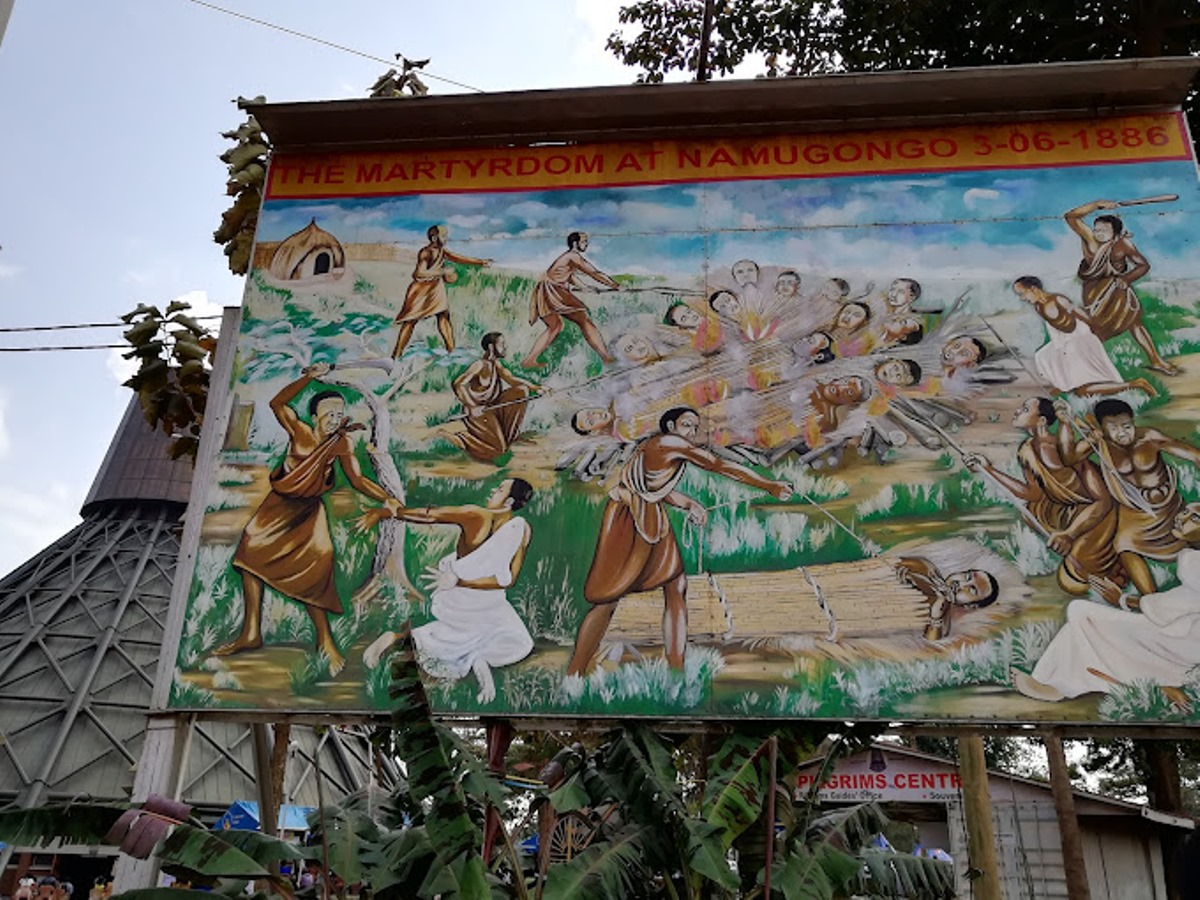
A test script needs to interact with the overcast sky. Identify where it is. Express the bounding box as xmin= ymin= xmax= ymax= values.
xmin=0 ymin=0 xmax=637 ymax=574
